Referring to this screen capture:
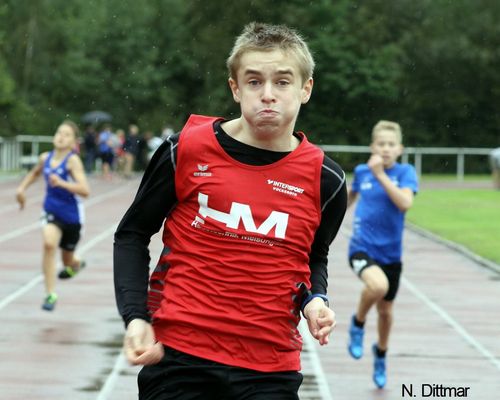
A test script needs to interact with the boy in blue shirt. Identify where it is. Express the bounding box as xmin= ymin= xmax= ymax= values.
xmin=347 ymin=120 xmax=418 ymax=388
